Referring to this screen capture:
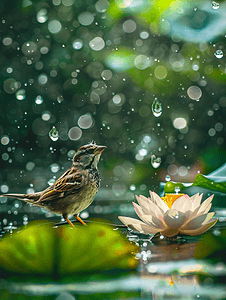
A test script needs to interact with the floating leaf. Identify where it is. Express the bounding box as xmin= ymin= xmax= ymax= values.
xmin=0 ymin=221 xmax=139 ymax=280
